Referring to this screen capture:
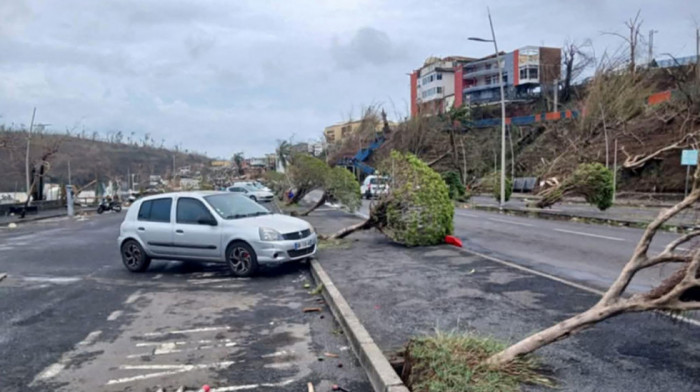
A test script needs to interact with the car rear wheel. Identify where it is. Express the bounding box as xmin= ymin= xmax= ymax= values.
xmin=121 ymin=240 xmax=151 ymax=272
xmin=227 ymin=241 xmax=258 ymax=277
